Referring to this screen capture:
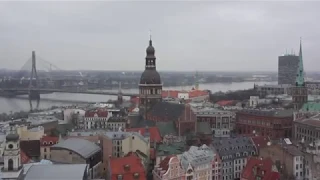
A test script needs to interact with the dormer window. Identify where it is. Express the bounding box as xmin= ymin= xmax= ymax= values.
xmin=117 ymin=174 xmax=123 ymax=180
xmin=49 ymin=141 xmax=53 ymax=145
xmin=43 ymin=142 xmax=47 ymax=145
